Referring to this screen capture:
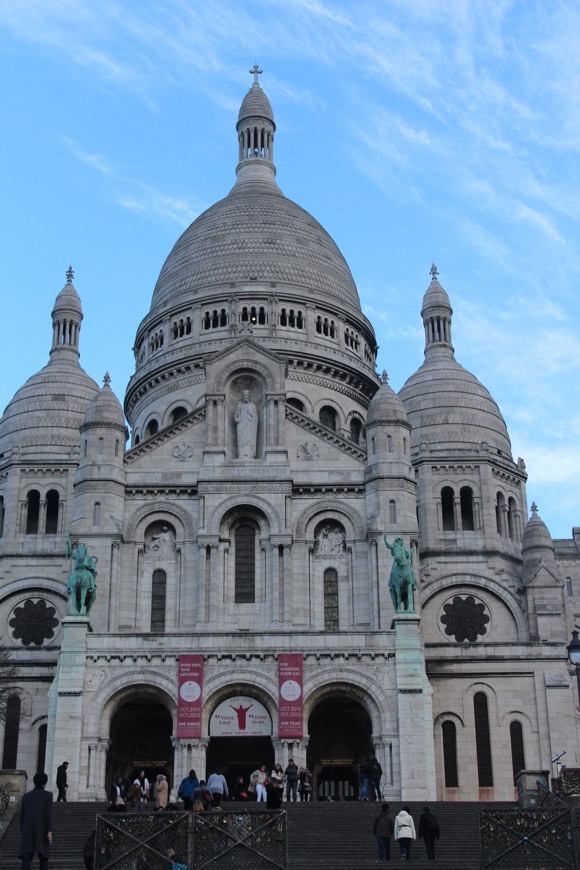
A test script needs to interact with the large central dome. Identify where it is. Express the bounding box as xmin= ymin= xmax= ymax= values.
xmin=149 ymin=72 xmax=361 ymax=316
xmin=150 ymin=187 xmax=361 ymax=313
